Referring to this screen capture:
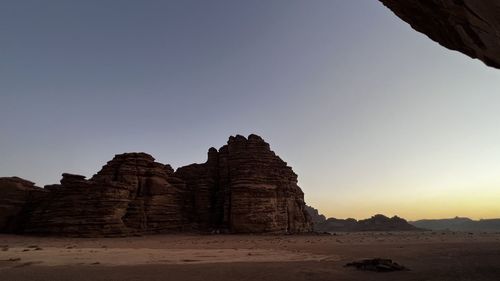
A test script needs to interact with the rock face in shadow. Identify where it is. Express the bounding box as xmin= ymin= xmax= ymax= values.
xmin=1 ymin=135 xmax=312 ymax=236
xmin=92 ymin=153 xmax=189 ymax=234
xmin=355 ymin=214 xmax=420 ymax=232
xmin=0 ymin=177 xmax=47 ymax=233
xmin=306 ymin=206 xmax=419 ymax=232
xmin=411 ymin=217 xmax=500 ymax=232
xmin=380 ymin=0 xmax=500 ymax=69
xmin=174 ymin=148 xmax=220 ymax=231
xmin=305 ymin=205 xmax=326 ymax=224
xmin=24 ymin=153 xmax=189 ymax=236
xmin=321 ymin=215 xmax=420 ymax=232
xmin=176 ymin=134 xmax=312 ymax=233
